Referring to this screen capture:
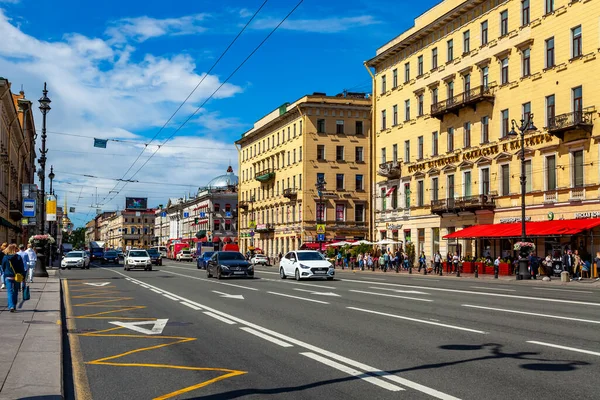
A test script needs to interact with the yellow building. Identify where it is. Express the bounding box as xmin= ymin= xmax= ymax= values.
xmin=100 ymin=210 xmax=156 ymax=249
xmin=236 ymin=93 xmax=372 ymax=257
xmin=367 ymin=0 xmax=600 ymax=260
